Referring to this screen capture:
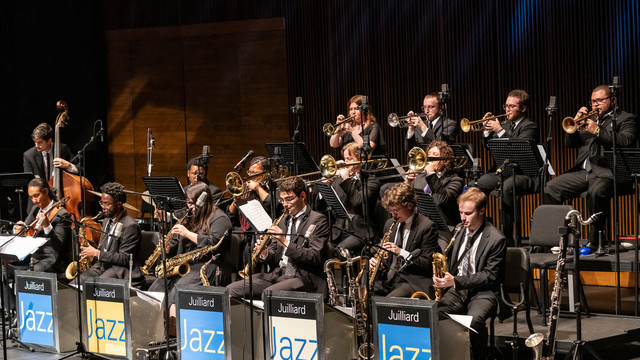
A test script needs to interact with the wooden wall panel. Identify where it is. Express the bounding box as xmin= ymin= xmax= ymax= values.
xmin=106 ymin=19 xmax=288 ymax=210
